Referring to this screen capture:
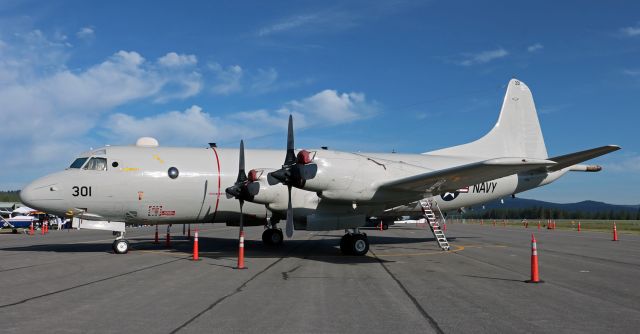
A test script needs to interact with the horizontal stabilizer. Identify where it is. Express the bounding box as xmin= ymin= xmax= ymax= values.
xmin=547 ymin=145 xmax=620 ymax=172
xmin=382 ymin=157 xmax=556 ymax=193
